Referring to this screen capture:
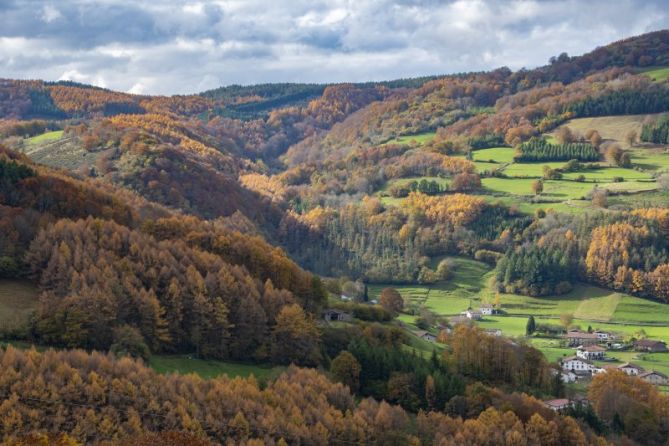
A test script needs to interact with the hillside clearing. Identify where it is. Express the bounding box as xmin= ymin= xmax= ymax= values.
xmin=149 ymin=355 xmax=284 ymax=381
xmin=0 ymin=279 xmax=39 ymax=331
